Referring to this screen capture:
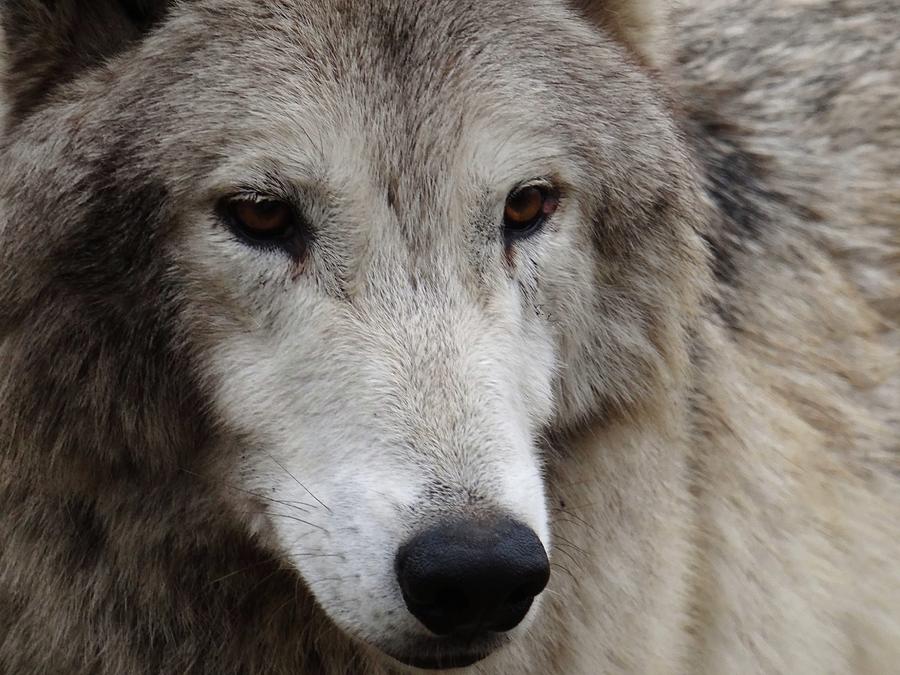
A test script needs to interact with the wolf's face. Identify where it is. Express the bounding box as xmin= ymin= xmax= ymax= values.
xmin=1 ymin=0 xmax=707 ymax=668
